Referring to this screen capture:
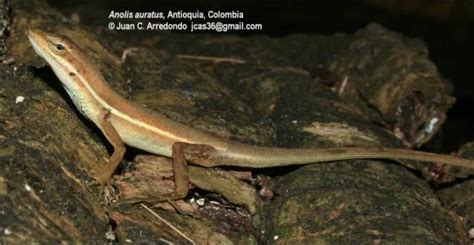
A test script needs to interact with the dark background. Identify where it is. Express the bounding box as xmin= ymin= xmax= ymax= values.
xmin=47 ymin=0 xmax=474 ymax=152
